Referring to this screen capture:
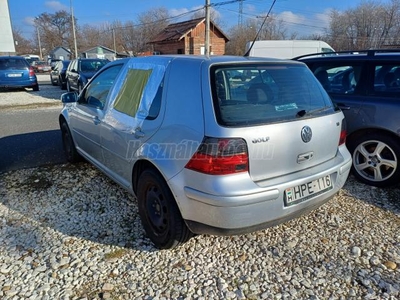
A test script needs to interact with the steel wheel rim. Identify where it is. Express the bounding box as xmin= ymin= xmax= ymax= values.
xmin=353 ymin=139 xmax=397 ymax=182
xmin=145 ymin=184 xmax=168 ymax=236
